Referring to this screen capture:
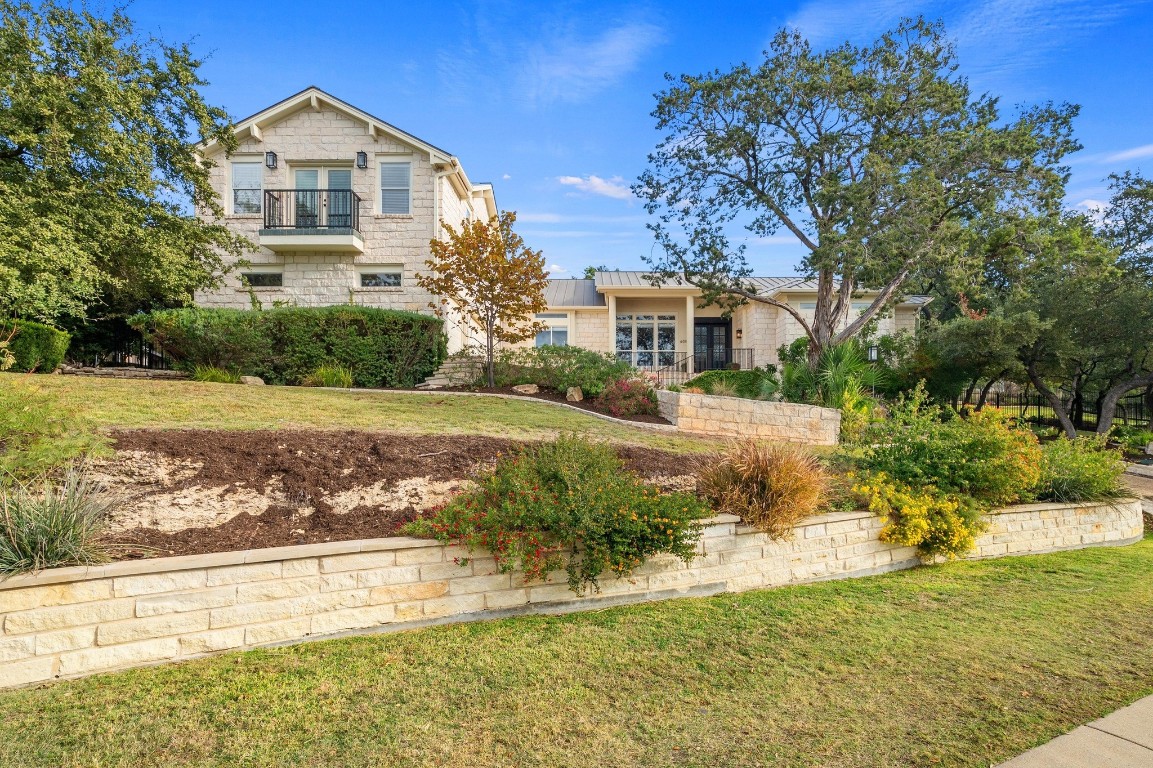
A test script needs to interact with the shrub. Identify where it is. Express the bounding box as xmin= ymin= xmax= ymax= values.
xmin=595 ymin=378 xmax=658 ymax=418
xmin=1110 ymin=425 xmax=1153 ymax=455
xmin=0 ymin=319 xmax=70 ymax=373
xmin=132 ymin=306 xmax=446 ymax=388
xmin=190 ymin=365 xmax=241 ymax=384
xmin=302 ymin=363 xmax=354 ymax=388
xmin=852 ymin=471 xmax=984 ymax=560
xmin=698 ymin=441 xmax=829 ymax=538
xmin=1036 ymin=437 xmax=1127 ymax=502
xmin=0 ymin=380 xmax=106 ymax=479
xmin=0 ymin=468 xmax=116 ymax=577
xmin=859 ymin=385 xmax=1042 ymax=506
xmin=488 ymin=345 xmax=631 ymax=396
xmin=409 ymin=436 xmax=708 ymax=592
xmin=683 ymin=368 xmax=776 ymax=399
